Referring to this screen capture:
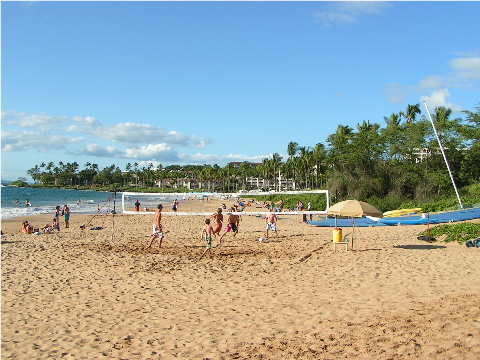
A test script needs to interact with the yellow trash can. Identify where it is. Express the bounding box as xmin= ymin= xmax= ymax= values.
xmin=333 ymin=227 xmax=343 ymax=242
